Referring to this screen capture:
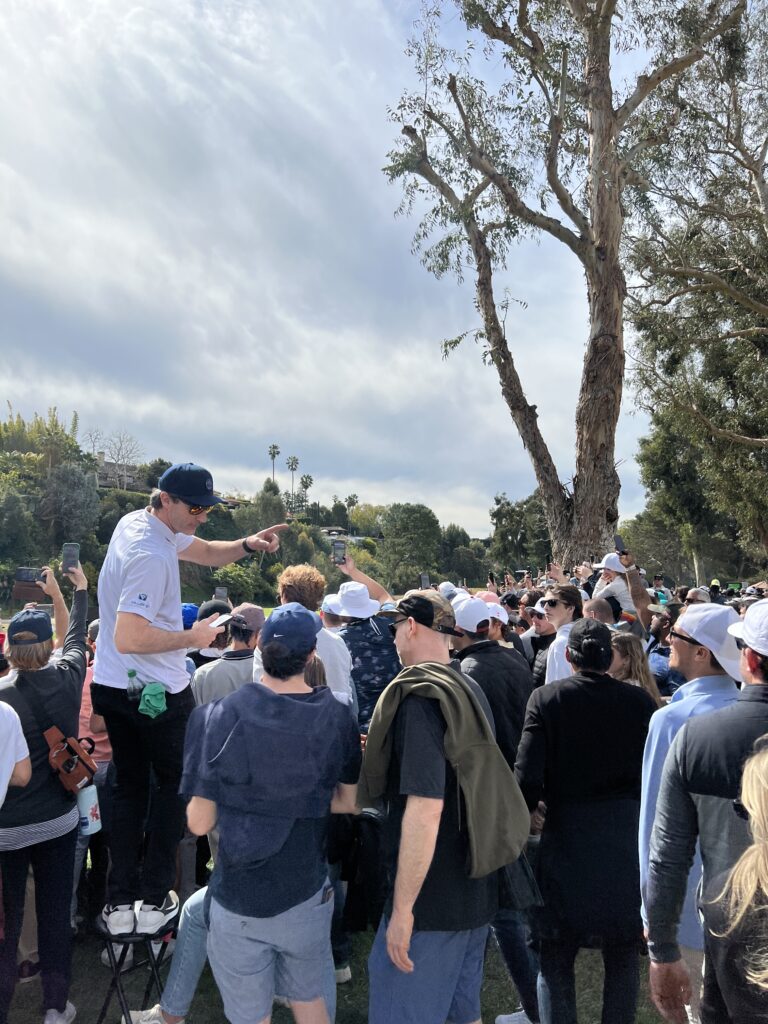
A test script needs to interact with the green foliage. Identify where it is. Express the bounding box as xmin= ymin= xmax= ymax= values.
xmin=39 ymin=464 xmax=100 ymax=548
xmin=138 ymin=457 xmax=173 ymax=489
xmin=349 ymin=503 xmax=386 ymax=537
xmin=489 ymin=491 xmax=551 ymax=573
xmin=379 ymin=503 xmax=442 ymax=593
xmin=211 ymin=562 xmax=274 ymax=605
xmin=0 ymin=489 xmax=38 ymax=565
